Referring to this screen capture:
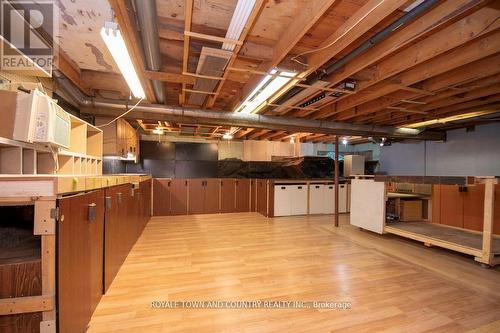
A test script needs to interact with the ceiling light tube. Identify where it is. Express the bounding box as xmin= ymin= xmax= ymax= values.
xmin=236 ymin=69 xmax=297 ymax=114
xmin=223 ymin=0 xmax=256 ymax=51
xmin=100 ymin=22 xmax=146 ymax=99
